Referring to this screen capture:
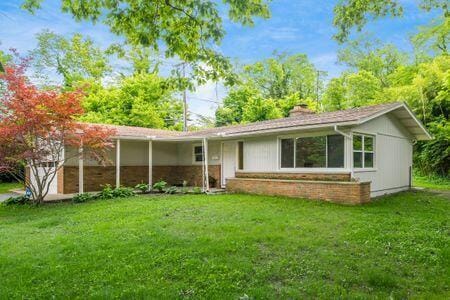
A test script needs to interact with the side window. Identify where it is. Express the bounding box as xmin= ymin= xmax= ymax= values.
xmin=237 ymin=141 xmax=244 ymax=170
xmin=353 ymin=134 xmax=375 ymax=168
xmin=193 ymin=145 xmax=203 ymax=163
